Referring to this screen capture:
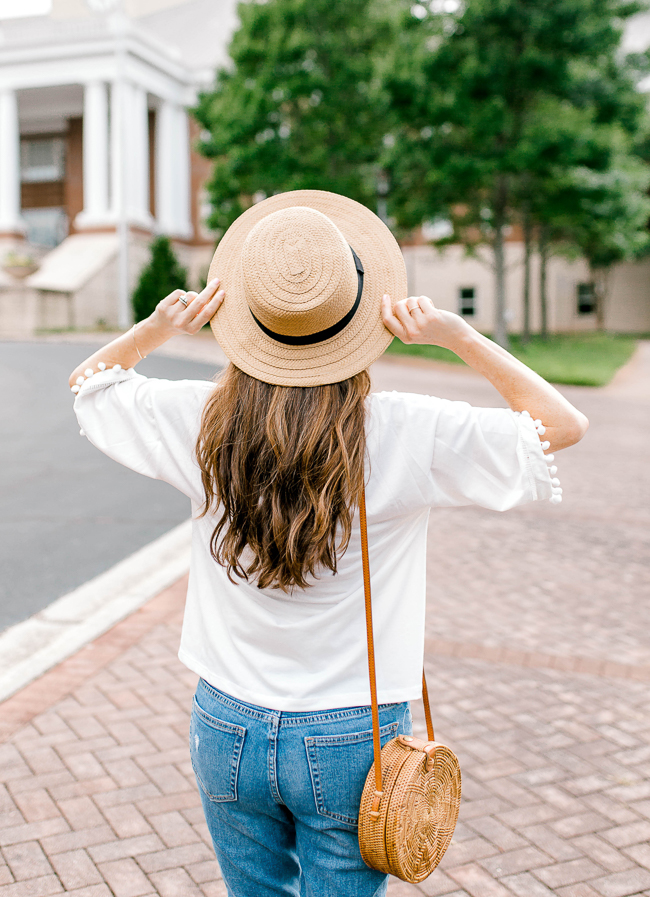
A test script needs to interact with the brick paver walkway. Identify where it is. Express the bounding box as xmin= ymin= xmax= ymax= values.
xmin=1 ymin=353 xmax=648 ymax=896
